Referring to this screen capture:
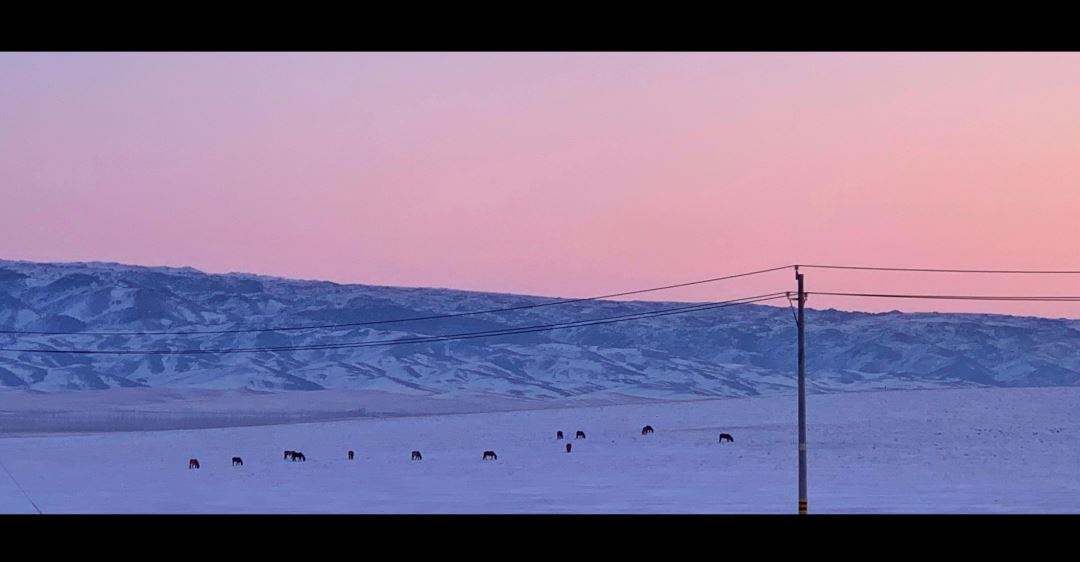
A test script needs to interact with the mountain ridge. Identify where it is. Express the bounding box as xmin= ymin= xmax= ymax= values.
xmin=1 ymin=258 xmax=1079 ymax=396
